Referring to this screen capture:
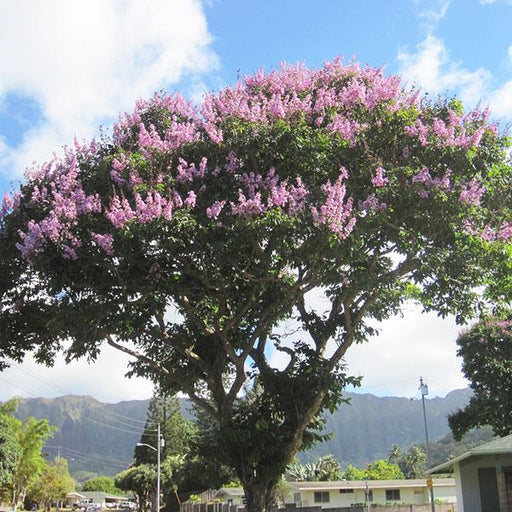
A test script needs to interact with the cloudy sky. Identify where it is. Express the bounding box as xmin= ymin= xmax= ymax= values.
xmin=1 ymin=0 xmax=510 ymax=403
